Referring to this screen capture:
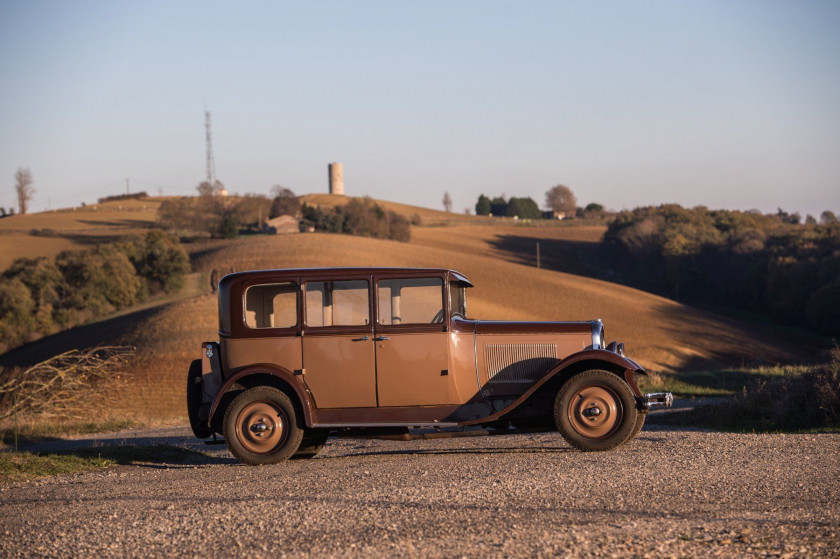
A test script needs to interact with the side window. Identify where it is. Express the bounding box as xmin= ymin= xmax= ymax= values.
xmin=305 ymin=280 xmax=370 ymax=327
xmin=378 ymin=278 xmax=444 ymax=325
xmin=450 ymin=282 xmax=467 ymax=317
xmin=244 ymin=283 xmax=297 ymax=329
